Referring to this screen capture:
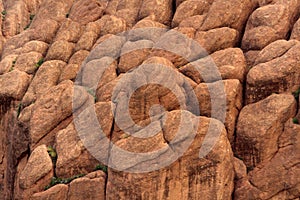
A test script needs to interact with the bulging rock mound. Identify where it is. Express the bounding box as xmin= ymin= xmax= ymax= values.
xmin=0 ymin=0 xmax=299 ymax=199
